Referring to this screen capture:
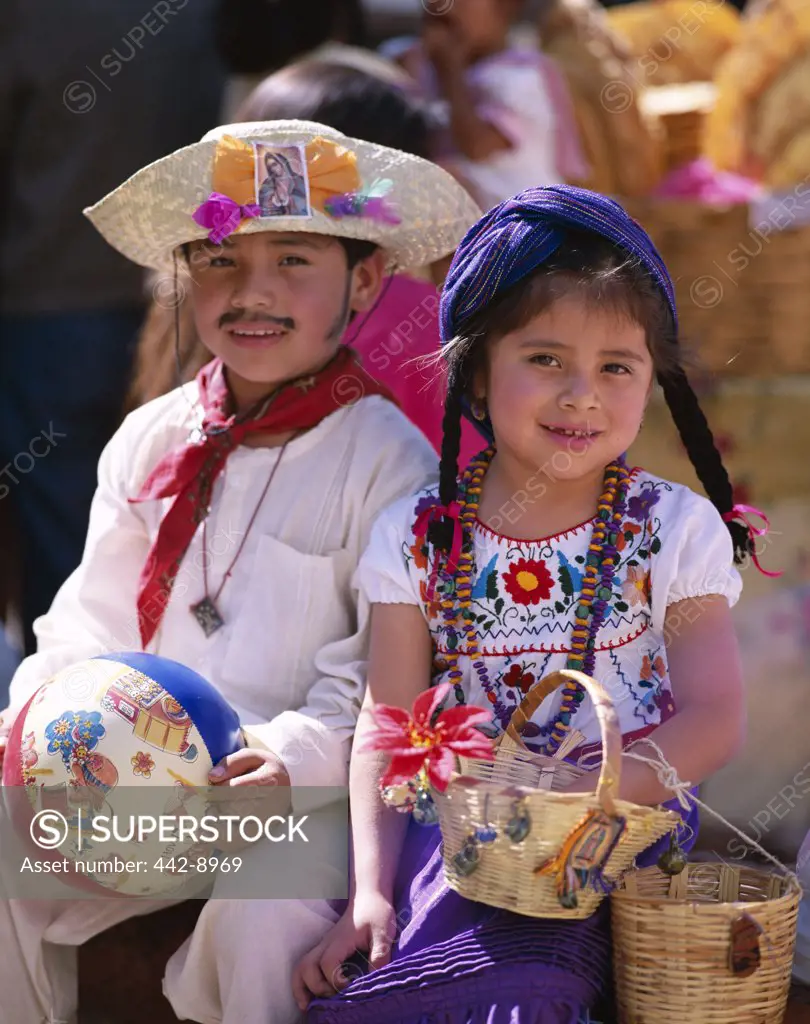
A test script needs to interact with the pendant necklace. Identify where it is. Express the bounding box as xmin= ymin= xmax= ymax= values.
xmin=189 ymin=434 xmax=294 ymax=637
